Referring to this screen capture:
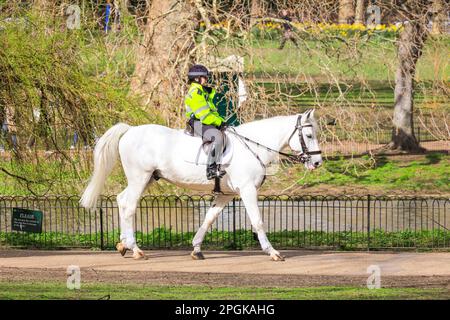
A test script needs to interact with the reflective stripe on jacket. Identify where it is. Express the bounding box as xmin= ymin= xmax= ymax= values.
xmin=185 ymin=82 xmax=224 ymax=127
